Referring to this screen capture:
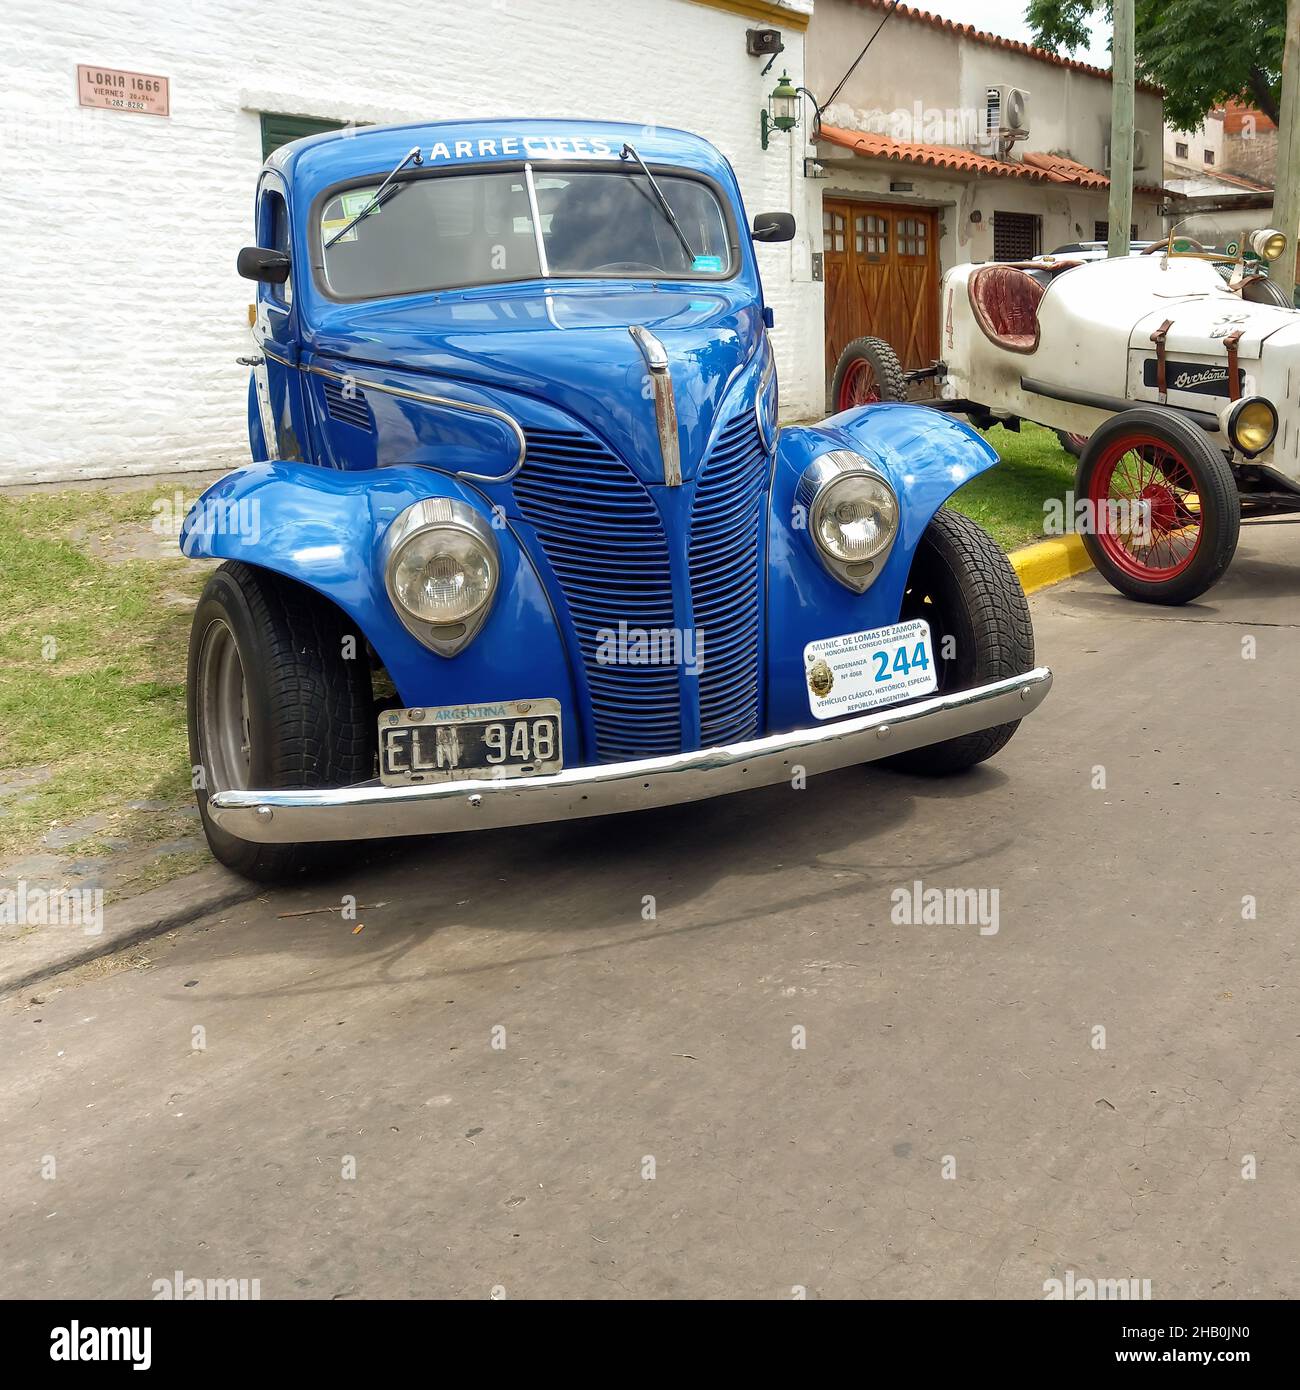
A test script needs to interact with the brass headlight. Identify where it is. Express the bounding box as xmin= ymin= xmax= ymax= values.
xmin=1250 ymin=228 xmax=1288 ymax=262
xmin=1225 ymin=396 xmax=1278 ymax=457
